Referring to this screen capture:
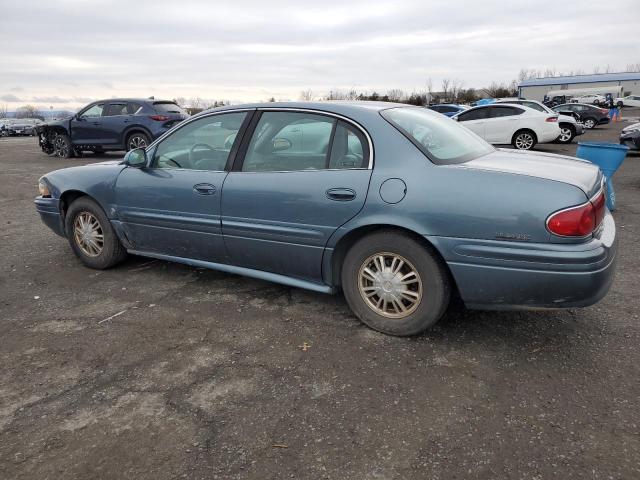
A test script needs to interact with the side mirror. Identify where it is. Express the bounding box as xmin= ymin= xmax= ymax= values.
xmin=123 ymin=148 xmax=147 ymax=168
xmin=273 ymin=138 xmax=292 ymax=151
xmin=75 ymin=115 xmax=85 ymax=121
